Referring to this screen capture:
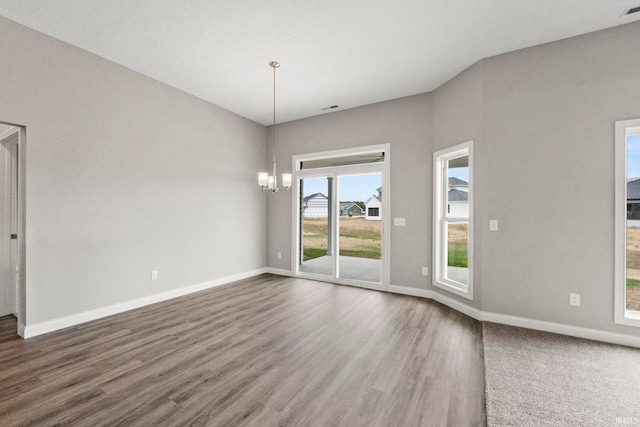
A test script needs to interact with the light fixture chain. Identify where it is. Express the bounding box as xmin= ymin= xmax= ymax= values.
xmin=273 ymin=62 xmax=277 ymax=163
